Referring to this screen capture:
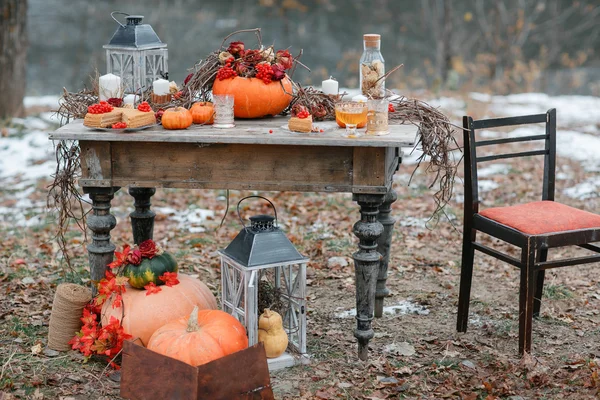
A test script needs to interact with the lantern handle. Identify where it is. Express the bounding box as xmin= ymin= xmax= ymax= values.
xmin=236 ymin=196 xmax=278 ymax=229
xmin=111 ymin=11 xmax=130 ymax=28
